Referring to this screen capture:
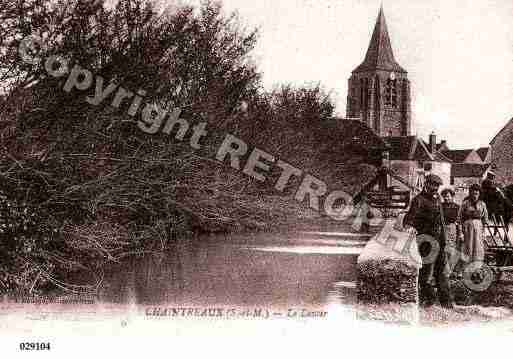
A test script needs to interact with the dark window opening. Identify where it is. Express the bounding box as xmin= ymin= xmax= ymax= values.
xmin=385 ymin=79 xmax=397 ymax=108
xmin=360 ymin=78 xmax=369 ymax=109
